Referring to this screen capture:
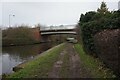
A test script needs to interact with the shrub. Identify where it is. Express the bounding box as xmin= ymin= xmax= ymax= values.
xmin=79 ymin=10 xmax=120 ymax=55
xmin=2 ymin=26 xmax=40 ymax=46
